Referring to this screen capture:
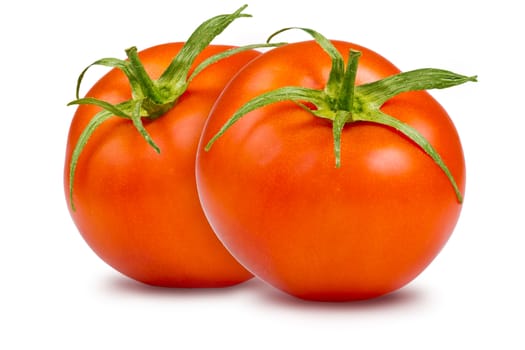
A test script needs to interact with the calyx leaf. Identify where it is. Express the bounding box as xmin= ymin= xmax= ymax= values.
xmin=206 ymin=27 xmax=477 ymax=203
xmin=67 ymin=5 xmax=283 ymax=211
